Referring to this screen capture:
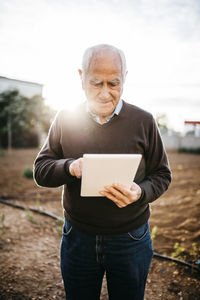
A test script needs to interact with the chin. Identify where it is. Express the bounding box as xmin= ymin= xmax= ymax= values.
xmin=97 ymin=108 xmax=114 ymax=117
xmin=96 ymin=103 xmax=114 ymax=114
